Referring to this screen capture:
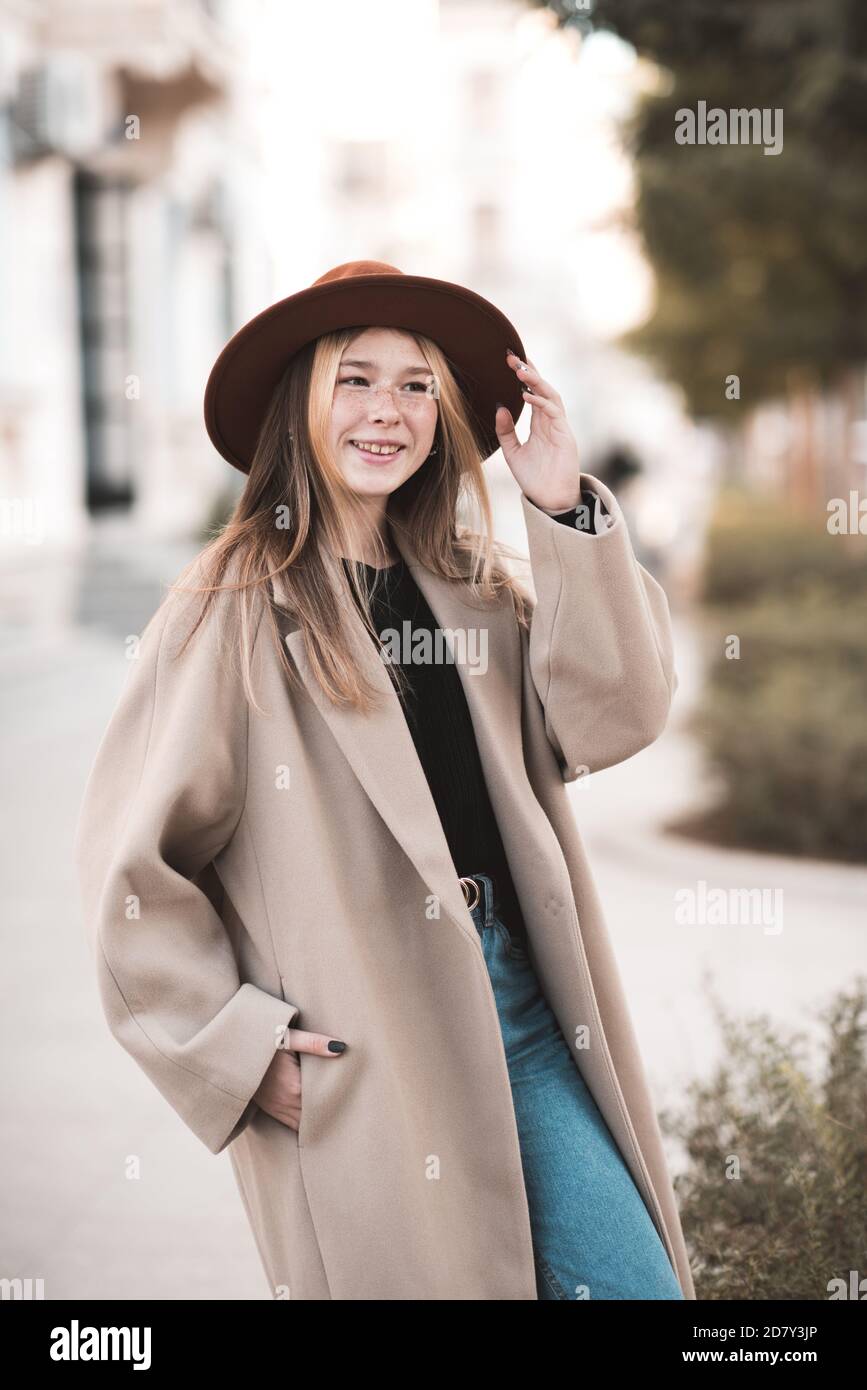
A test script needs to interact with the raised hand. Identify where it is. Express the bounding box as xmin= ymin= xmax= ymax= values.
xmin=495 ymin=350 xmax=582 ymax=513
